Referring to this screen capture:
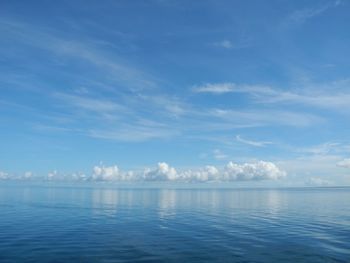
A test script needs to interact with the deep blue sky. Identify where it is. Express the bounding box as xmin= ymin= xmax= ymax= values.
xmin=1 ymin=0 xmax=350 ymax=185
